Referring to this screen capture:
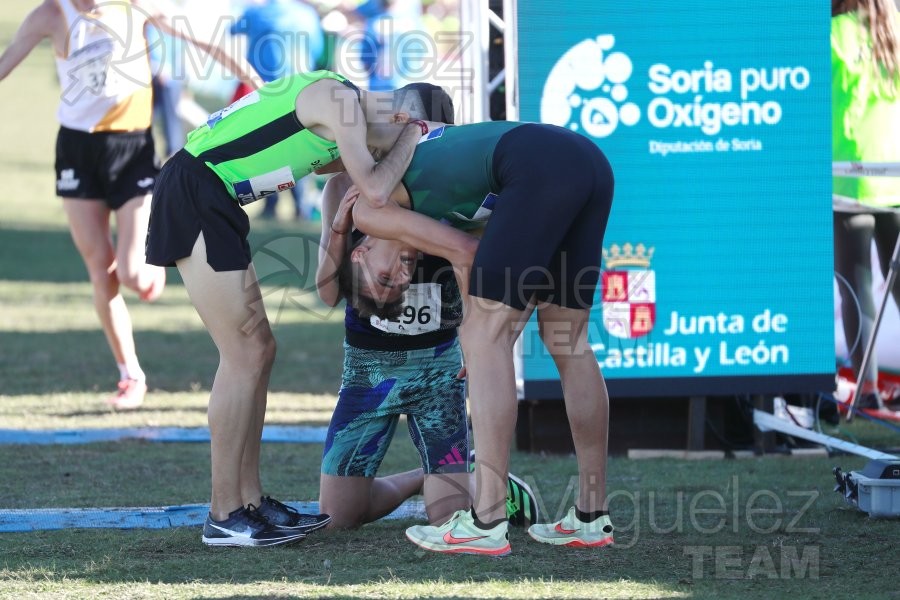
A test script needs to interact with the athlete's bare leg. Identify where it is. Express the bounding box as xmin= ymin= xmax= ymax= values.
xmin=422 ymin=471 xmax=471 ymax=523
xmin=115 ymin=193 xmax=165 ymax=301
xmin=537 ymin=303 xmax=608 ymax=511
xmin=320 ymin=470 xmax=422 ymax=529
xmin=177 ymin=233 xmax=274 ymax=520
xmin=240 ymin=363 xmax=270 ymax=508
xmin=320 ymin=470 xmax=470 ymax=528
xmin=63 ymin=198 xmax=135 ymax=370
xmin=459 ymin=296 xmax=534 ymax=524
